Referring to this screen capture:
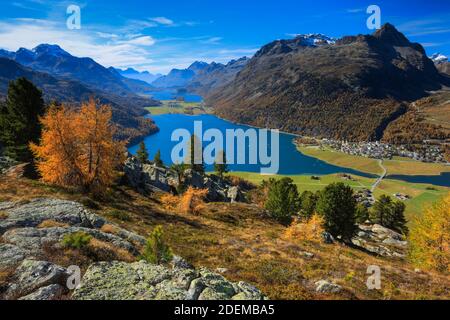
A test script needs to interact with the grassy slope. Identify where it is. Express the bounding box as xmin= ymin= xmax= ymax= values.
xmin=1 ymin=175 xmax=449 ymax=300
xmin=298 ymin=146 xmax=450 ymax=176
